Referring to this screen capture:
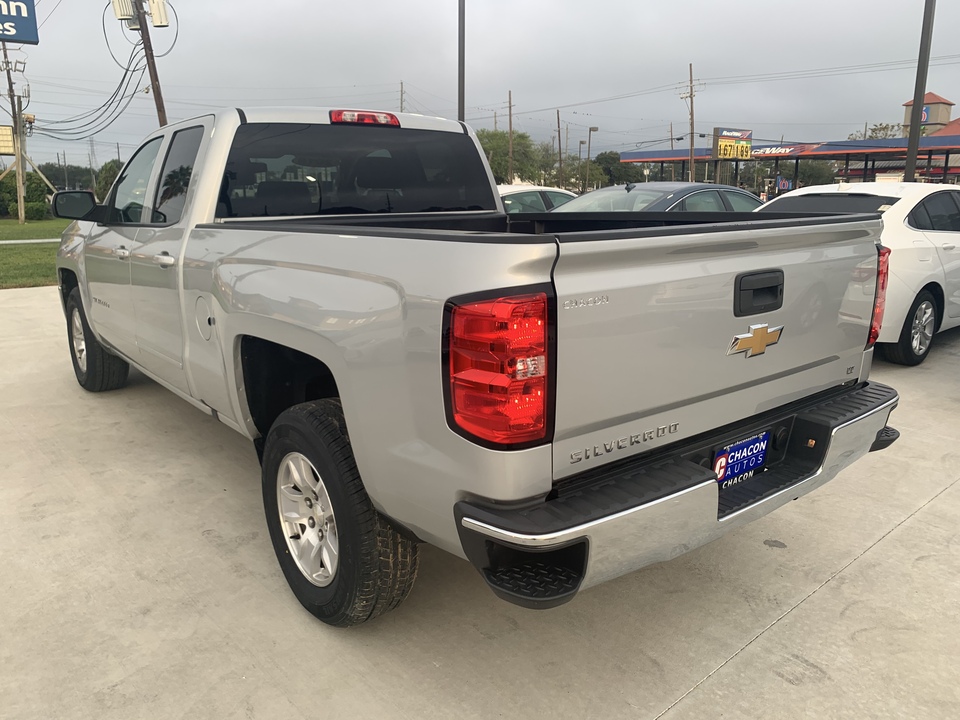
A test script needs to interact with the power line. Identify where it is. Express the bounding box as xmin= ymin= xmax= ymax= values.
xmin=37 ymin=0 xmax=65 ymax=29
